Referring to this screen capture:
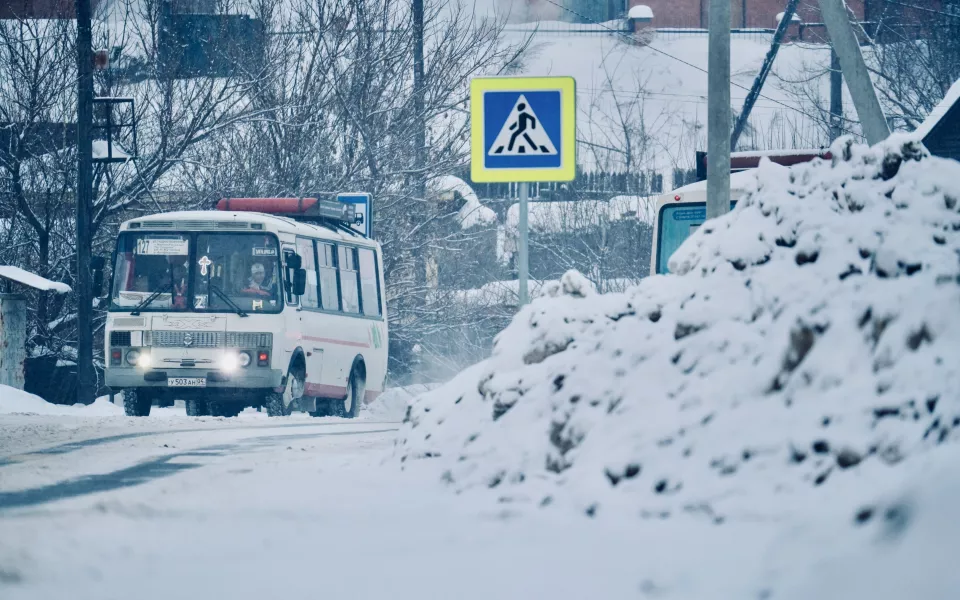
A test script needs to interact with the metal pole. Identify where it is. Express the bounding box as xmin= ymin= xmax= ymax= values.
xmin=518 ymin=183 xmax=529 ymax=306
xmin=76 ymin=0 xmax=96 ymax=404
xmin=817 ymin=0 xmax=889 ymax=145
xmin=829 ymin=47 xmax=843 ymax=141
xmin=707 ymin=0 xmax=731 ymax=219
xmin=730 ymin=0 xmax=801 ymax=151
